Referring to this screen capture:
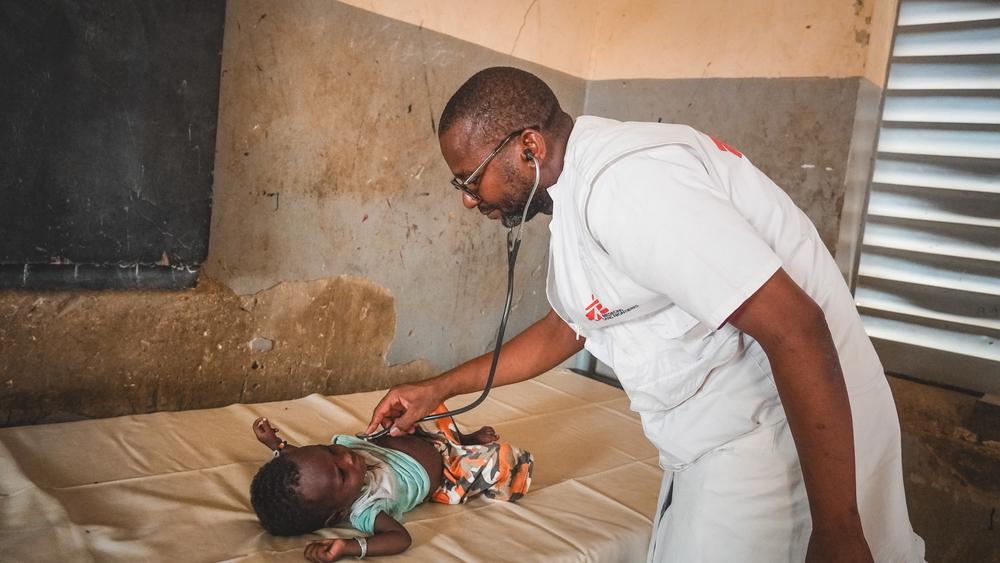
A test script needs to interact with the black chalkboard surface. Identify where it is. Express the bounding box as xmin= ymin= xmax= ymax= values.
xmin=0 ymin=0 xmax=226 ymax=289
